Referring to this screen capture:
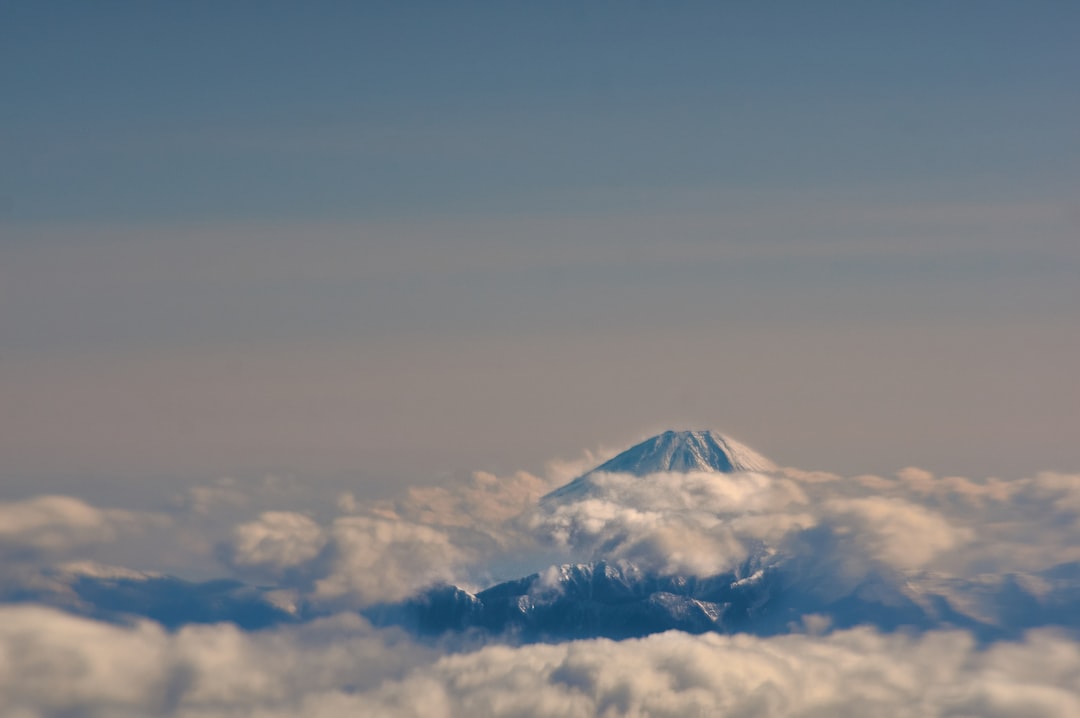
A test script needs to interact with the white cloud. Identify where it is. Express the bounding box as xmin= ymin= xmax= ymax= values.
xmin=389 ymin=469 xmax=557 ymax=534
xmin=1033 ymin=472 xmax=1080 ymax=517
xmin=1 ymin=606 xmax=1077 ymax=717
xmin=0 ymin=606 xmax=433 ymax=717
xmin=223 ymin=511 xmax=328 ymax=579
xmin=525 ymin=471 xmax=816 ymax=575
xmin=0 ymin=495 xmax=163 ymax=559
xmin=172 ymin=462 xmax=1080 ymax=613
xmin=822 ymin=496 xmax=973 ymax=570
xmin=312 ymin=515 xmax=473 ymax=606
xmin=281 ymin=628 xmax=1080 ymax=717
xmin=5 ymin=464 xmax=1079 ymax=623
xmin=1 ymin=460 xmax=1080 ymax=716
